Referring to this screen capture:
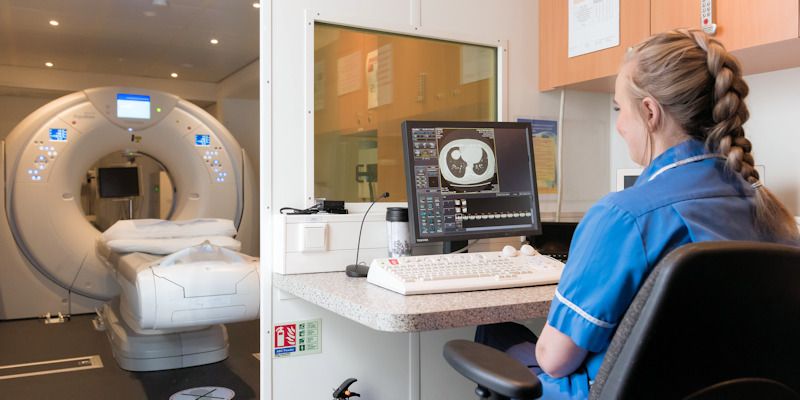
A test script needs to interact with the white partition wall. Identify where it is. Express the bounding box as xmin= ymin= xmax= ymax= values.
xmin=261 ymin=0 xmax=614 ymax=398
